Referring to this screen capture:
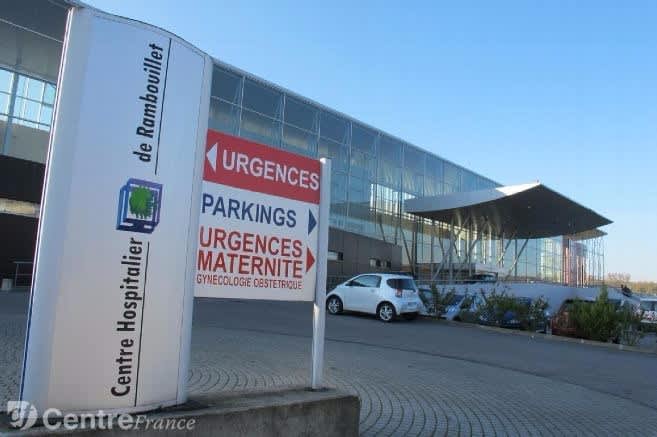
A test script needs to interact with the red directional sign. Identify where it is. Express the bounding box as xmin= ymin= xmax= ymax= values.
xmin=204 ymin=130 xmax=321 ymax=204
